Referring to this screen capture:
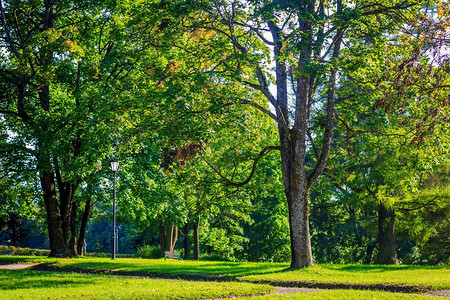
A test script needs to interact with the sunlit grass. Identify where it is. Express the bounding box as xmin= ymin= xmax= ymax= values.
xmin=241 ymin=289 xmax=441 ymax=299
xmin=0 ymin=269 xmax=273 ymax=299
xmin=1 ymin=256 xmax=449 ymax=290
